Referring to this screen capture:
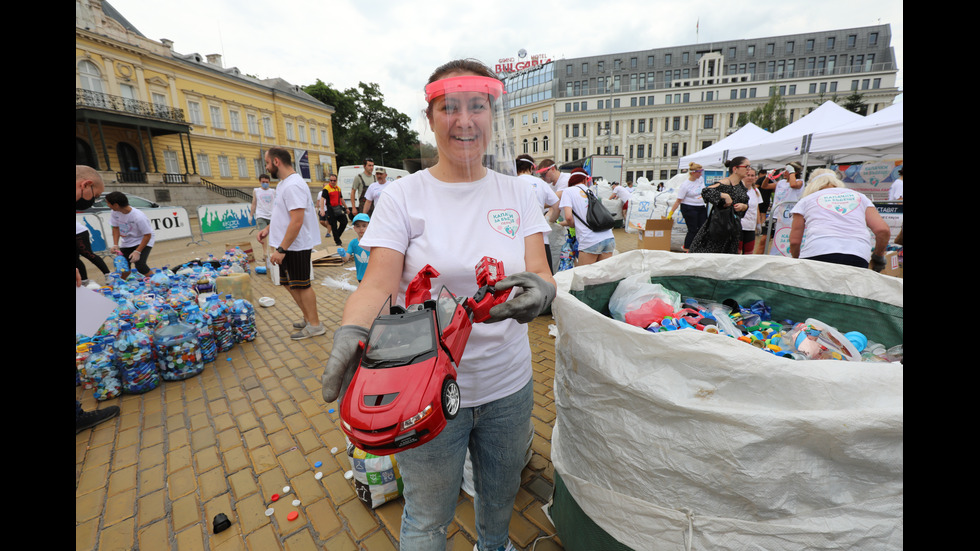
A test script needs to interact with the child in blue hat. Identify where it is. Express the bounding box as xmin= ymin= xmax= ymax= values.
xmin=339 ymin=213 xmax=371 ymax=282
